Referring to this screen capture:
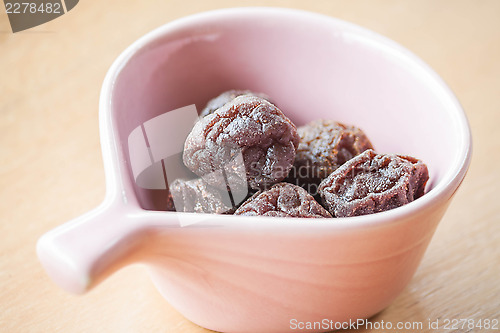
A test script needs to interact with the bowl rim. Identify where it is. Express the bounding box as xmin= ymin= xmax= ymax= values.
xmin=98 ymin=7 xmax=472 ymax=230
